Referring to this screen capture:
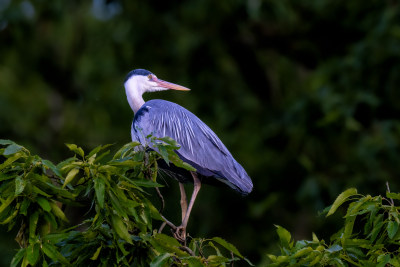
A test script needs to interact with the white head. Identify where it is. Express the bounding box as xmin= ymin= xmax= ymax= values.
xmin=124 ymin=69 xmax=190 ymax=113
